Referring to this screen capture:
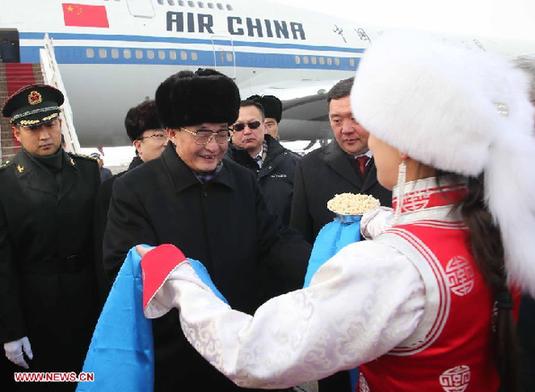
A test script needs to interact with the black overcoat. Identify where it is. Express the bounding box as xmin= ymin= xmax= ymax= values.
xmin=0 ymin=149 xmax=100 ymax=386
xmin=290 ymin=141 xmax=392 ymax=243
xmin=103 ymin=144 xmax=310 ymax=391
